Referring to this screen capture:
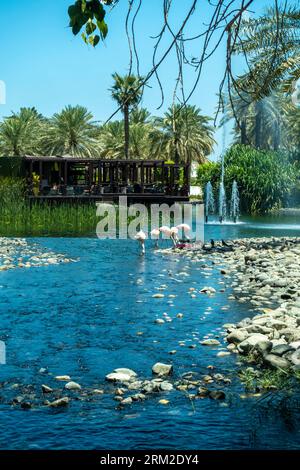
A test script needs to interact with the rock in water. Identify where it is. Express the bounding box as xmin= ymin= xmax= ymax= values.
xmin=158 ymin=399 xmax=169 ymax=405
xmin=121 ymin=397 xmax=133 ymax=405
xmin=106 ymin=372 xmax=132 ymax=383
xmin=55 ymin=375 xmax=71 ymax=381
xmin=209 ymin=391 xmax=226 ymax=400
xmin=227 ymin=330 xmax=248 ymax=345
xmin=41 ymin=385 xmax=53 ymax=394
xmin=237 ymin=334 xmax=270 ymax=354
xmin=217 ymin=351 xmax=231 ymax=357
xmin=106 ymin=368 xmax=137 ymax=383
xmin=113 ymin=368 xmax=137 ymax=378
xmin=48 ymin=397 xmax=70 ymax=407
xmin=152 ymin=363 xmax=173 ymax=376
xmin=201 ymin=339 xmax=220 ymax=346
xmin=160 ymin=381 xmax=173 ymax=391
xmin=65 ymin=381 xmax=81 ymax=391
xmin=21 ymin=402 xmax=32 ymax=410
